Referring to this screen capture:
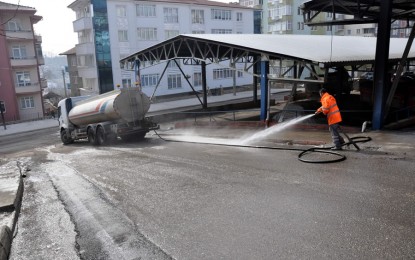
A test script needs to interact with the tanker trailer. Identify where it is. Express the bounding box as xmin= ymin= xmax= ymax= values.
xmin=57 ymin=87 xmax=159 ymax=145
